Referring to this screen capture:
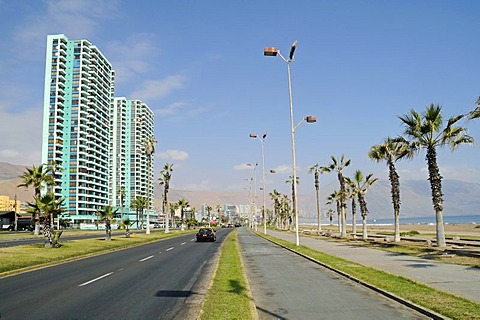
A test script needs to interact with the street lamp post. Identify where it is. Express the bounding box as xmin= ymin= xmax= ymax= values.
xmin=246 ymin=163 xmax=257 ymax=228
xmin=264 ymin=40 xmax=316 ymax=245
xmin=249 ymin=133 xmax=267 ymax=234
